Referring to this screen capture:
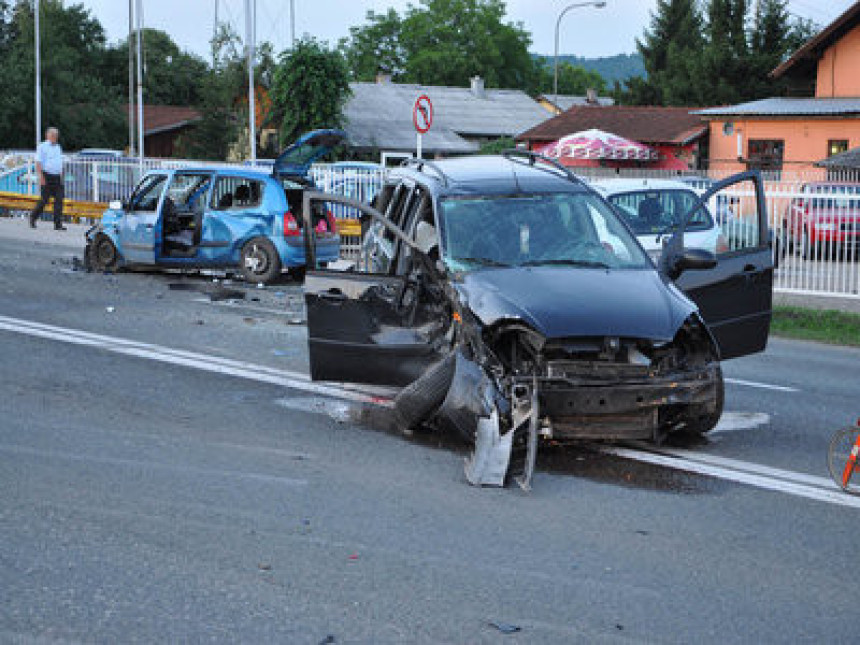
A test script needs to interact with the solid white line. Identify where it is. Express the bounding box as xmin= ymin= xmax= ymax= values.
xmin=2 ymin=314 xmax=847 ymax=506
xmin=0 ymin=314 xmax=393 ymax=407
xmin=603 ymin=446 xmax=860 ymax=509
xmin=725 ymin=377 xmax=798 ymax=393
